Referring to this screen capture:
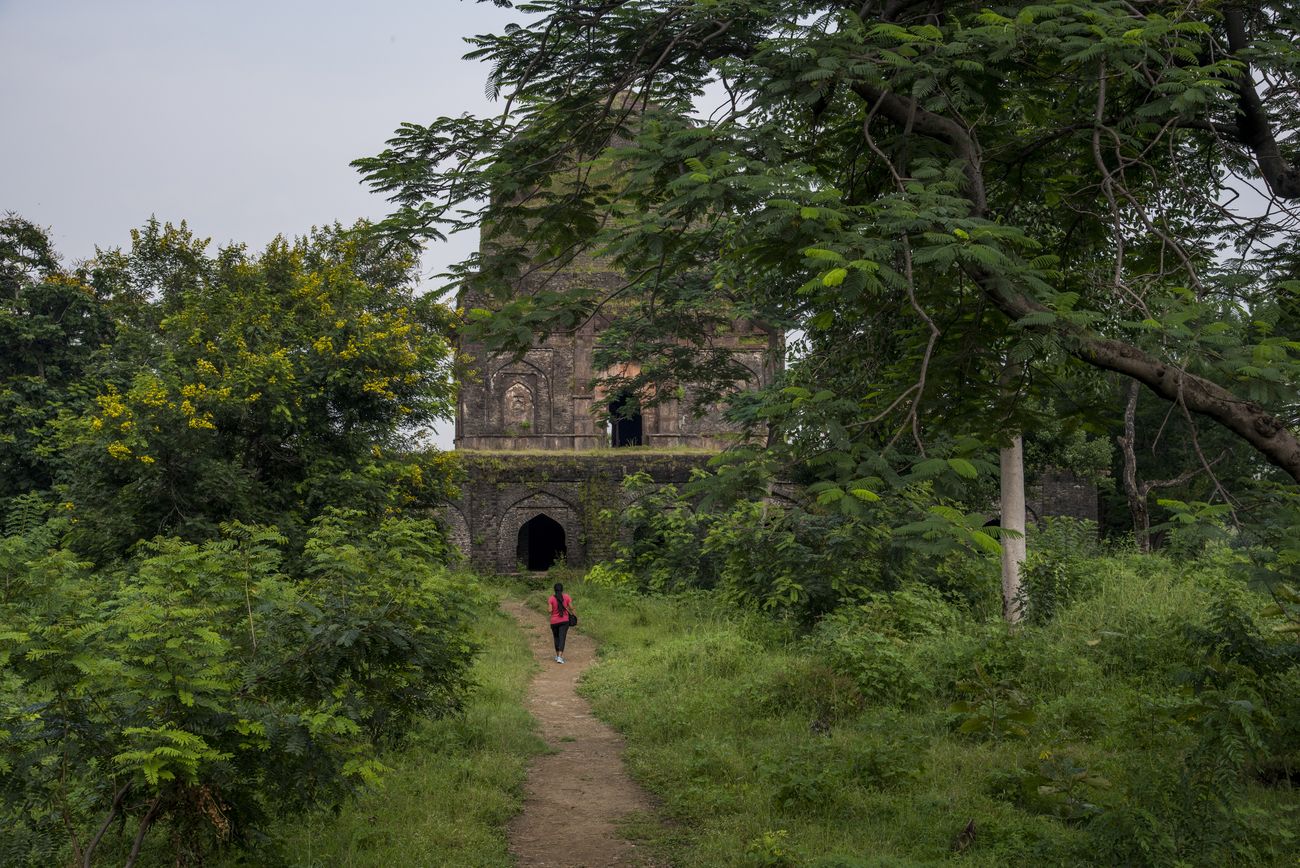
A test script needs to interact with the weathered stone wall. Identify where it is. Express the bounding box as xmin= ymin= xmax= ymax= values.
xmin=443 ymin=451 xmax=713 ymax=574
xmin=1027 ymin=469 xmax=1100 ymax=524
xmin=454 ymin=283 xmax=781 ymax=452
xmin=443 ymin=453 xmax=1101 ymax=572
